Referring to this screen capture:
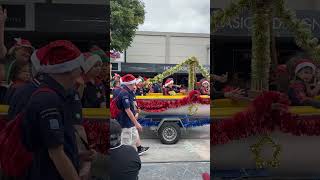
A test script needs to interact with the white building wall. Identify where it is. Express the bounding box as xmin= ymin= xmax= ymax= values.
xmin=125 ymin=31 xmax=210 ymax=65
xmin=125 ymin=34 xmax=166 ymax=64
xmin=169 ymin=36 xmax=209 ymax=65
